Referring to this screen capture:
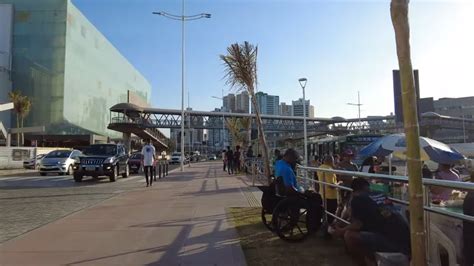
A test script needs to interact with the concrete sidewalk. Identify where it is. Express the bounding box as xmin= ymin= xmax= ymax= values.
xmin=0 ymin=162 xmax=257 ymax=266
